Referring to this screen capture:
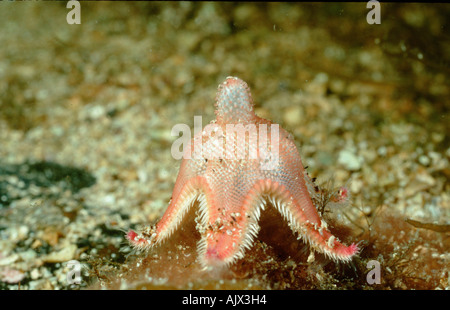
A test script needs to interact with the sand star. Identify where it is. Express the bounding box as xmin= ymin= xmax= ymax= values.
xmin=127 ymin=77 xmax=359 ymax=267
